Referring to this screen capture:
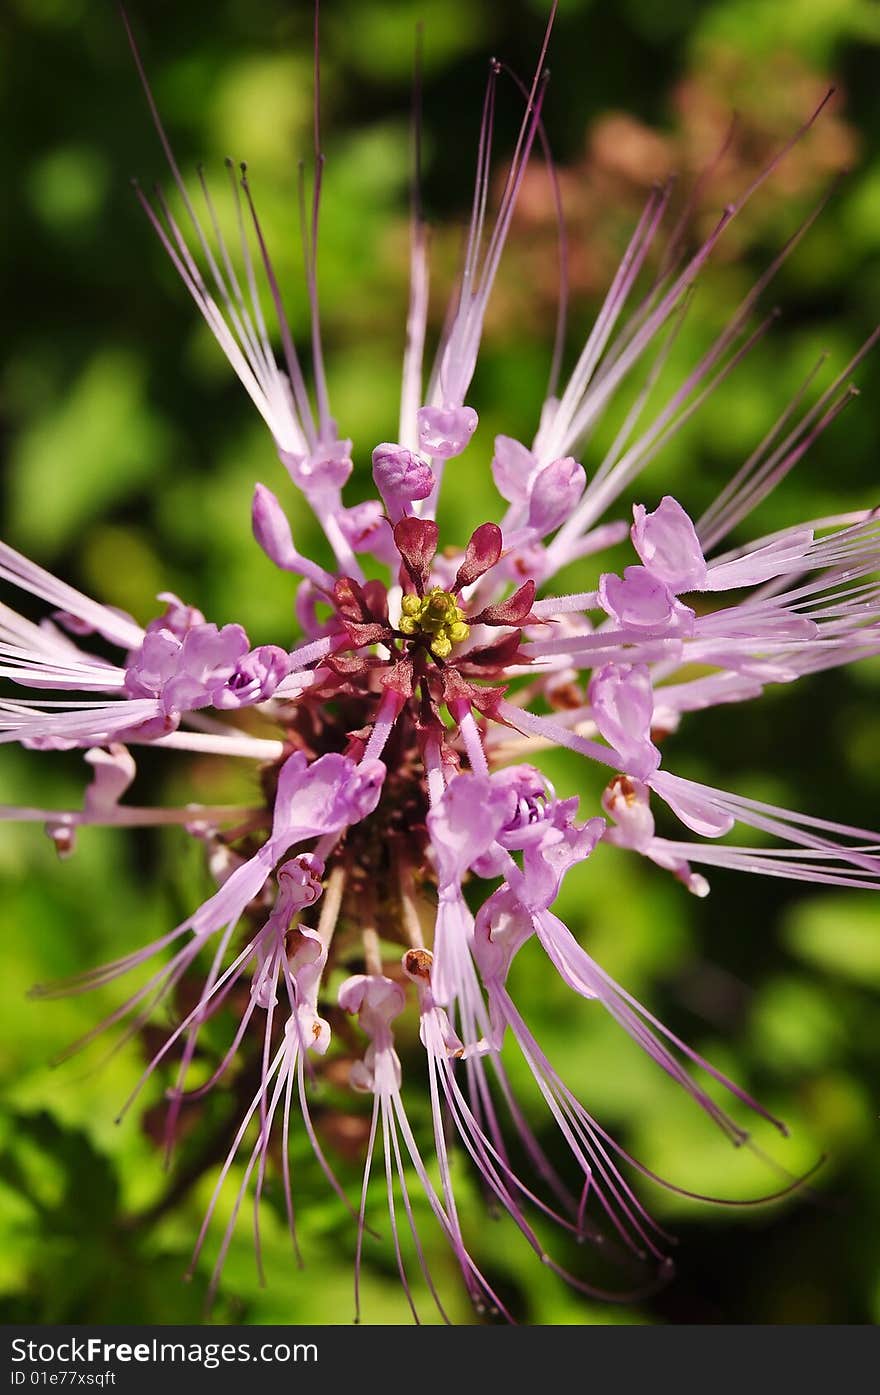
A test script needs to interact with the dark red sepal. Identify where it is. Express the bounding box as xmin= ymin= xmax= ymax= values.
xmin=470 ymin=579 xmax=537 ymax=627
xmin=345 ymin=620 xmax=392 ymax=647
xmin=468 ymin=684 xmax=507 ymax=718
xmin=332 ymin=578 xmax=394 ymax=647
xmin=441 ymin=666 xmax=507 ymax=718
xmin=453 ymin=522 xmax=503 ymax=592
xmin=381 ymin=656 xmax=415 ymax=698
xmin=362 ymin=579 xmax=390 ymax=622
xmin=324 ymin=652 xmax=372 ymax=677
xmin=458 ymin=629 xmax=527 ymax=674
xmin=393 ymin=517 xmax=439 ymax=592
xmin=333 ymin=576 xmax=370 ymax=621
